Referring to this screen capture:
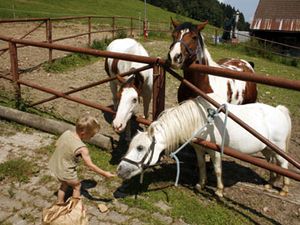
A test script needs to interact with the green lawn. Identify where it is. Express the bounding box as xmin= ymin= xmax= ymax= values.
xmin=0 ymin=0 xmax=188 ymax=23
